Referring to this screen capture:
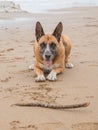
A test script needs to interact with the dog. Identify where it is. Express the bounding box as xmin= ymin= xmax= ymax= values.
xmin=29 ymin=21 xmax=74 ymax=82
